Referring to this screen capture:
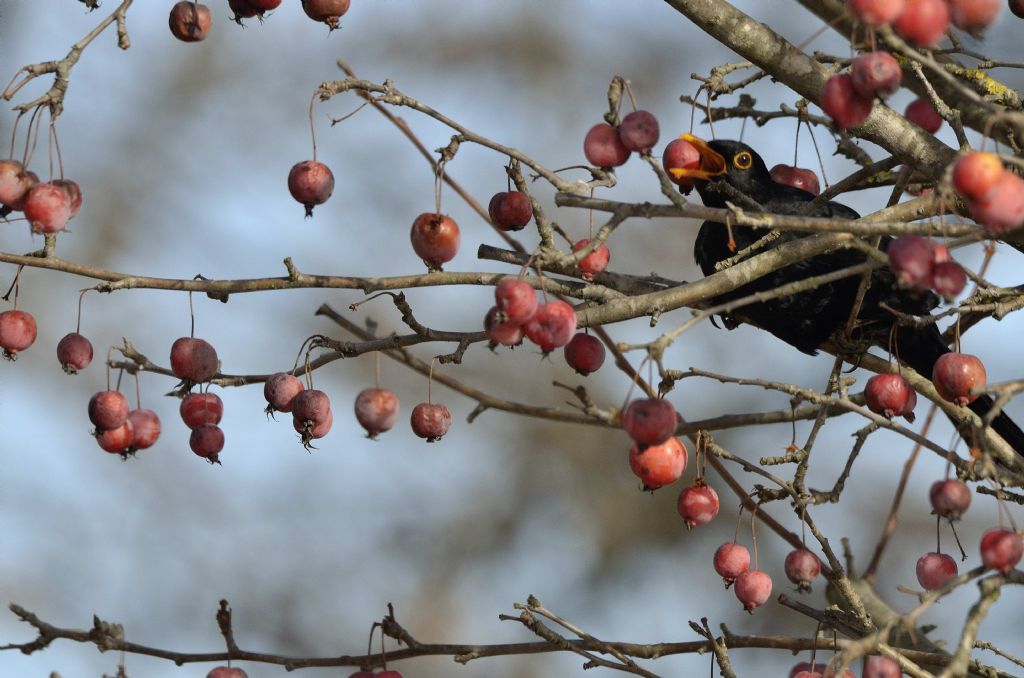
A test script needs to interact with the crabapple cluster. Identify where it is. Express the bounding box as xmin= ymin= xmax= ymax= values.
xmin=952 ymin=151 xmax=1024 ymax=234
xmin=483 ymin=276 xmax=581 ymax=358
